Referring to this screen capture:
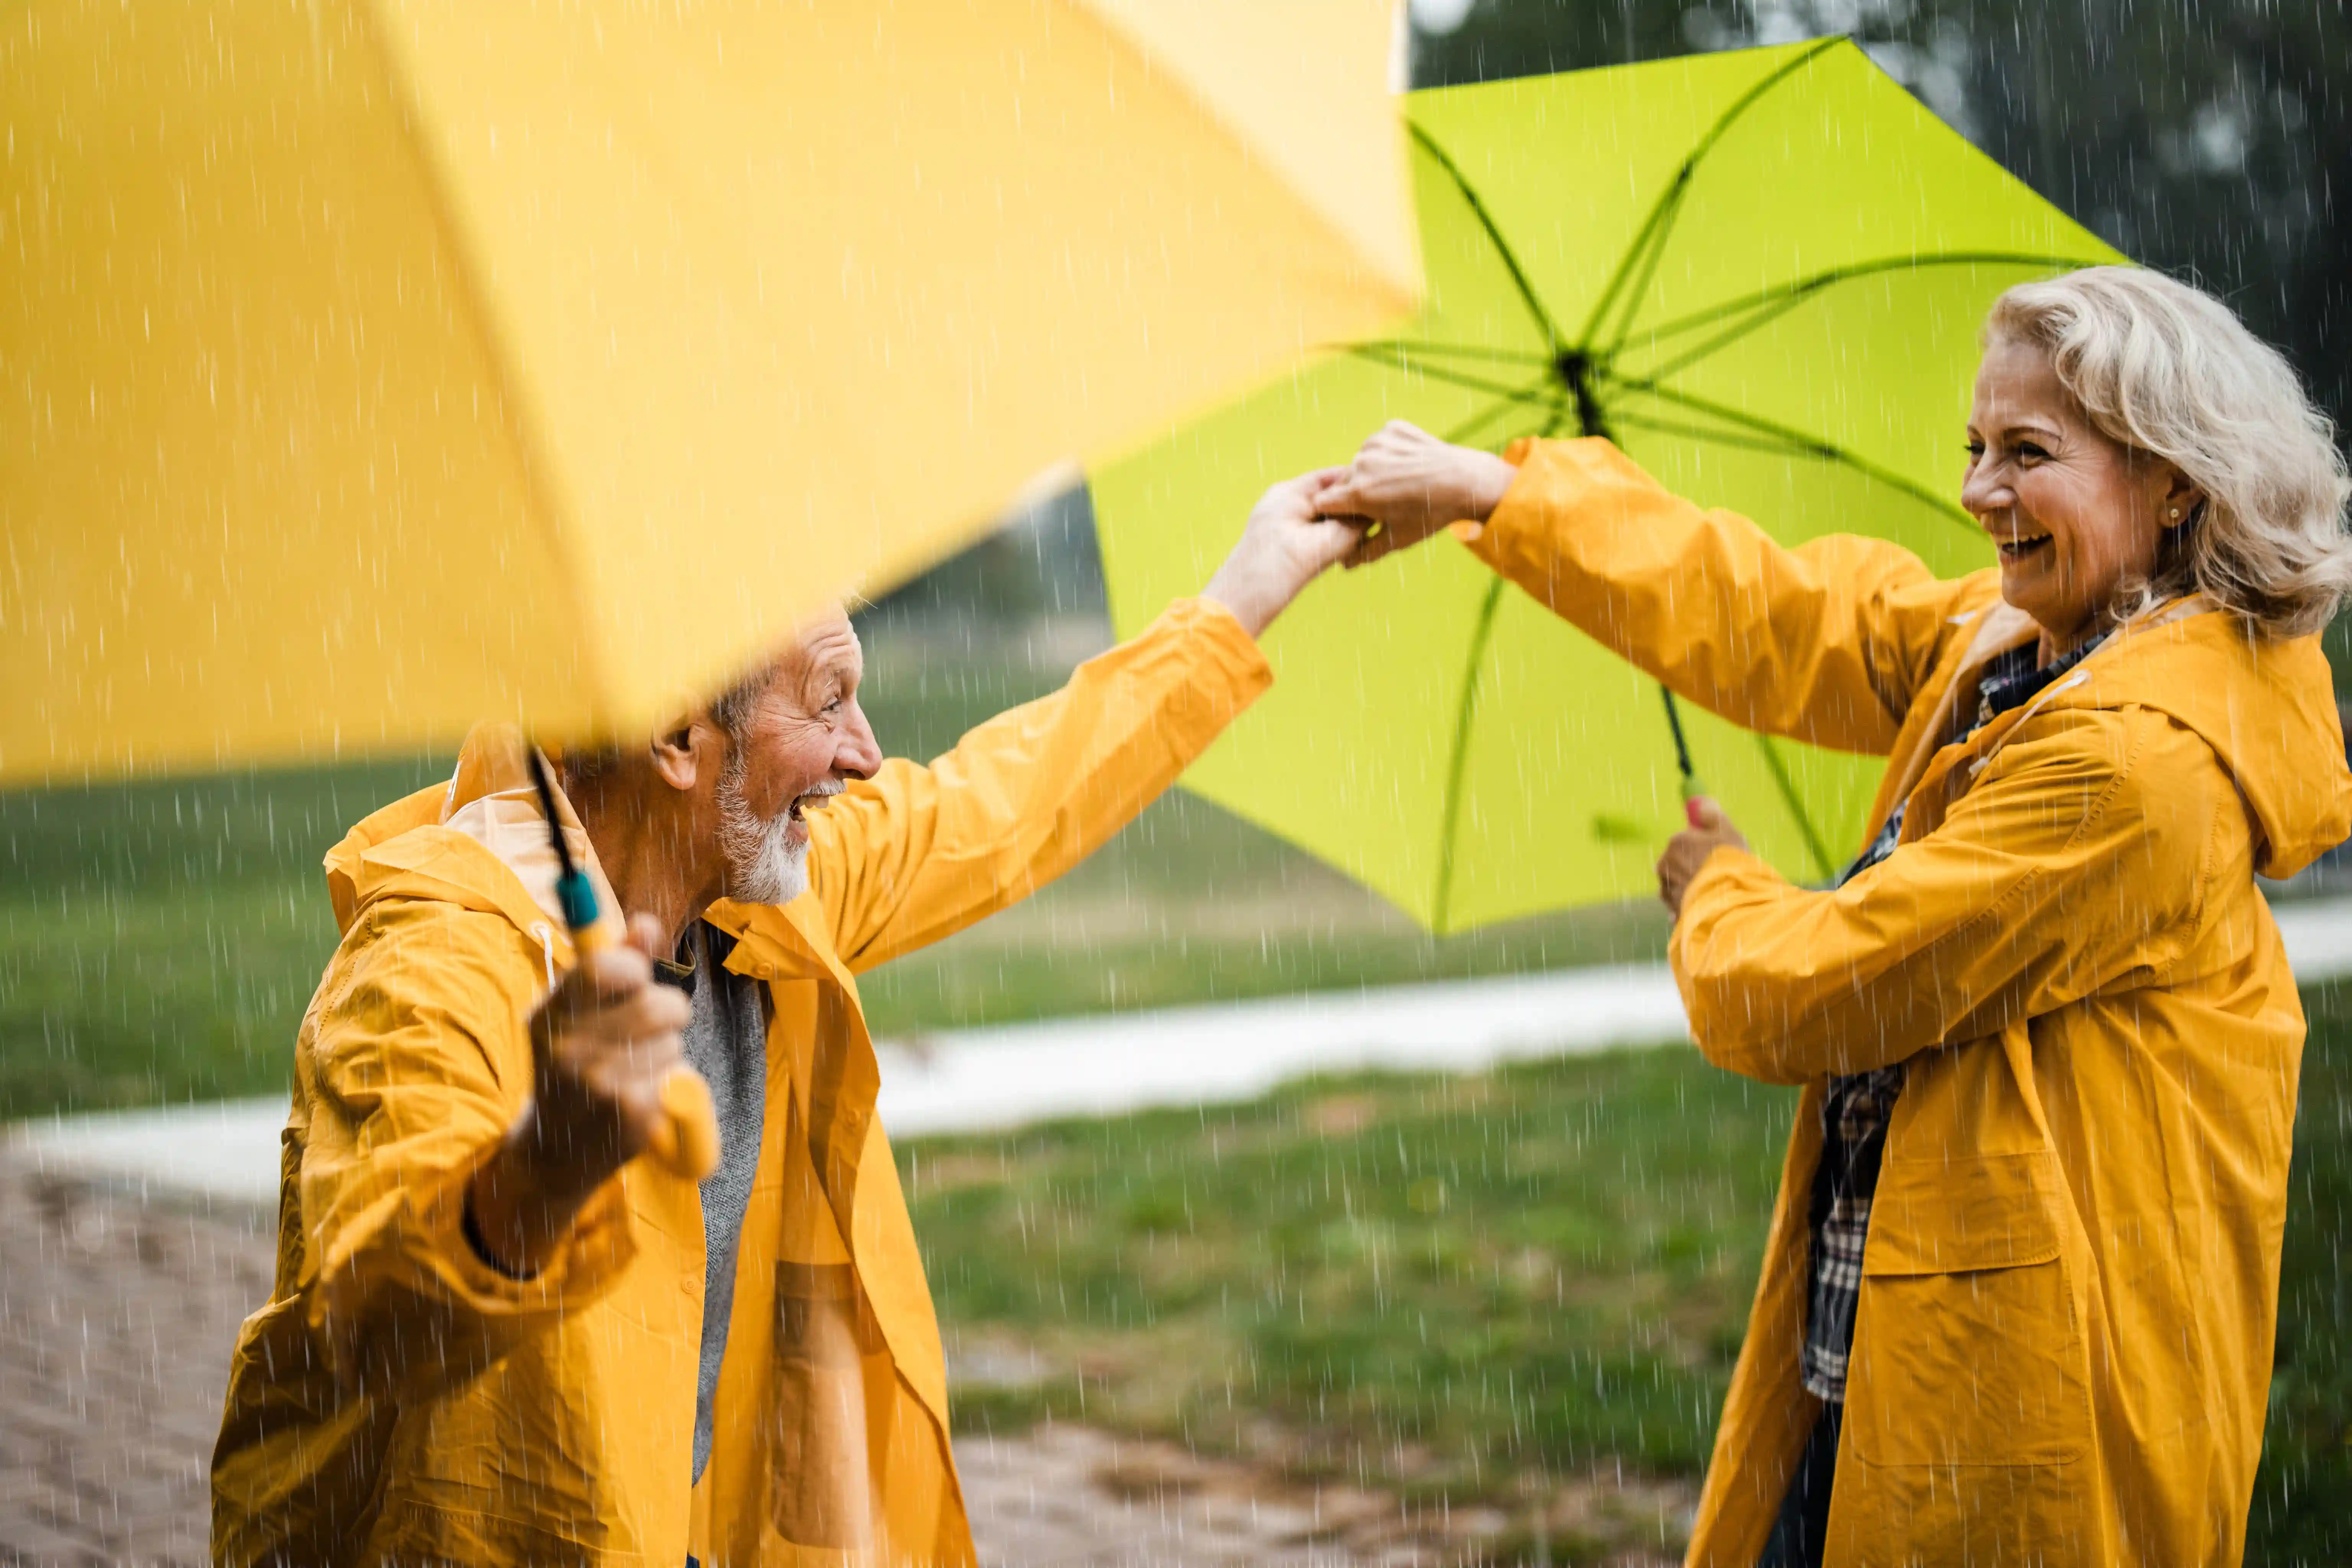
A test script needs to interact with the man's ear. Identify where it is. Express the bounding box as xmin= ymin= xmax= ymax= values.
xmin=648 ymin=714 xmax=705 ymax=793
